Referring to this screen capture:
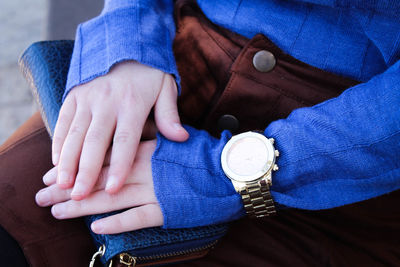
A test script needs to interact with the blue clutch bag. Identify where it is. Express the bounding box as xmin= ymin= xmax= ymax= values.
xmin=19 ymin=40 xmax=230 ymax=266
